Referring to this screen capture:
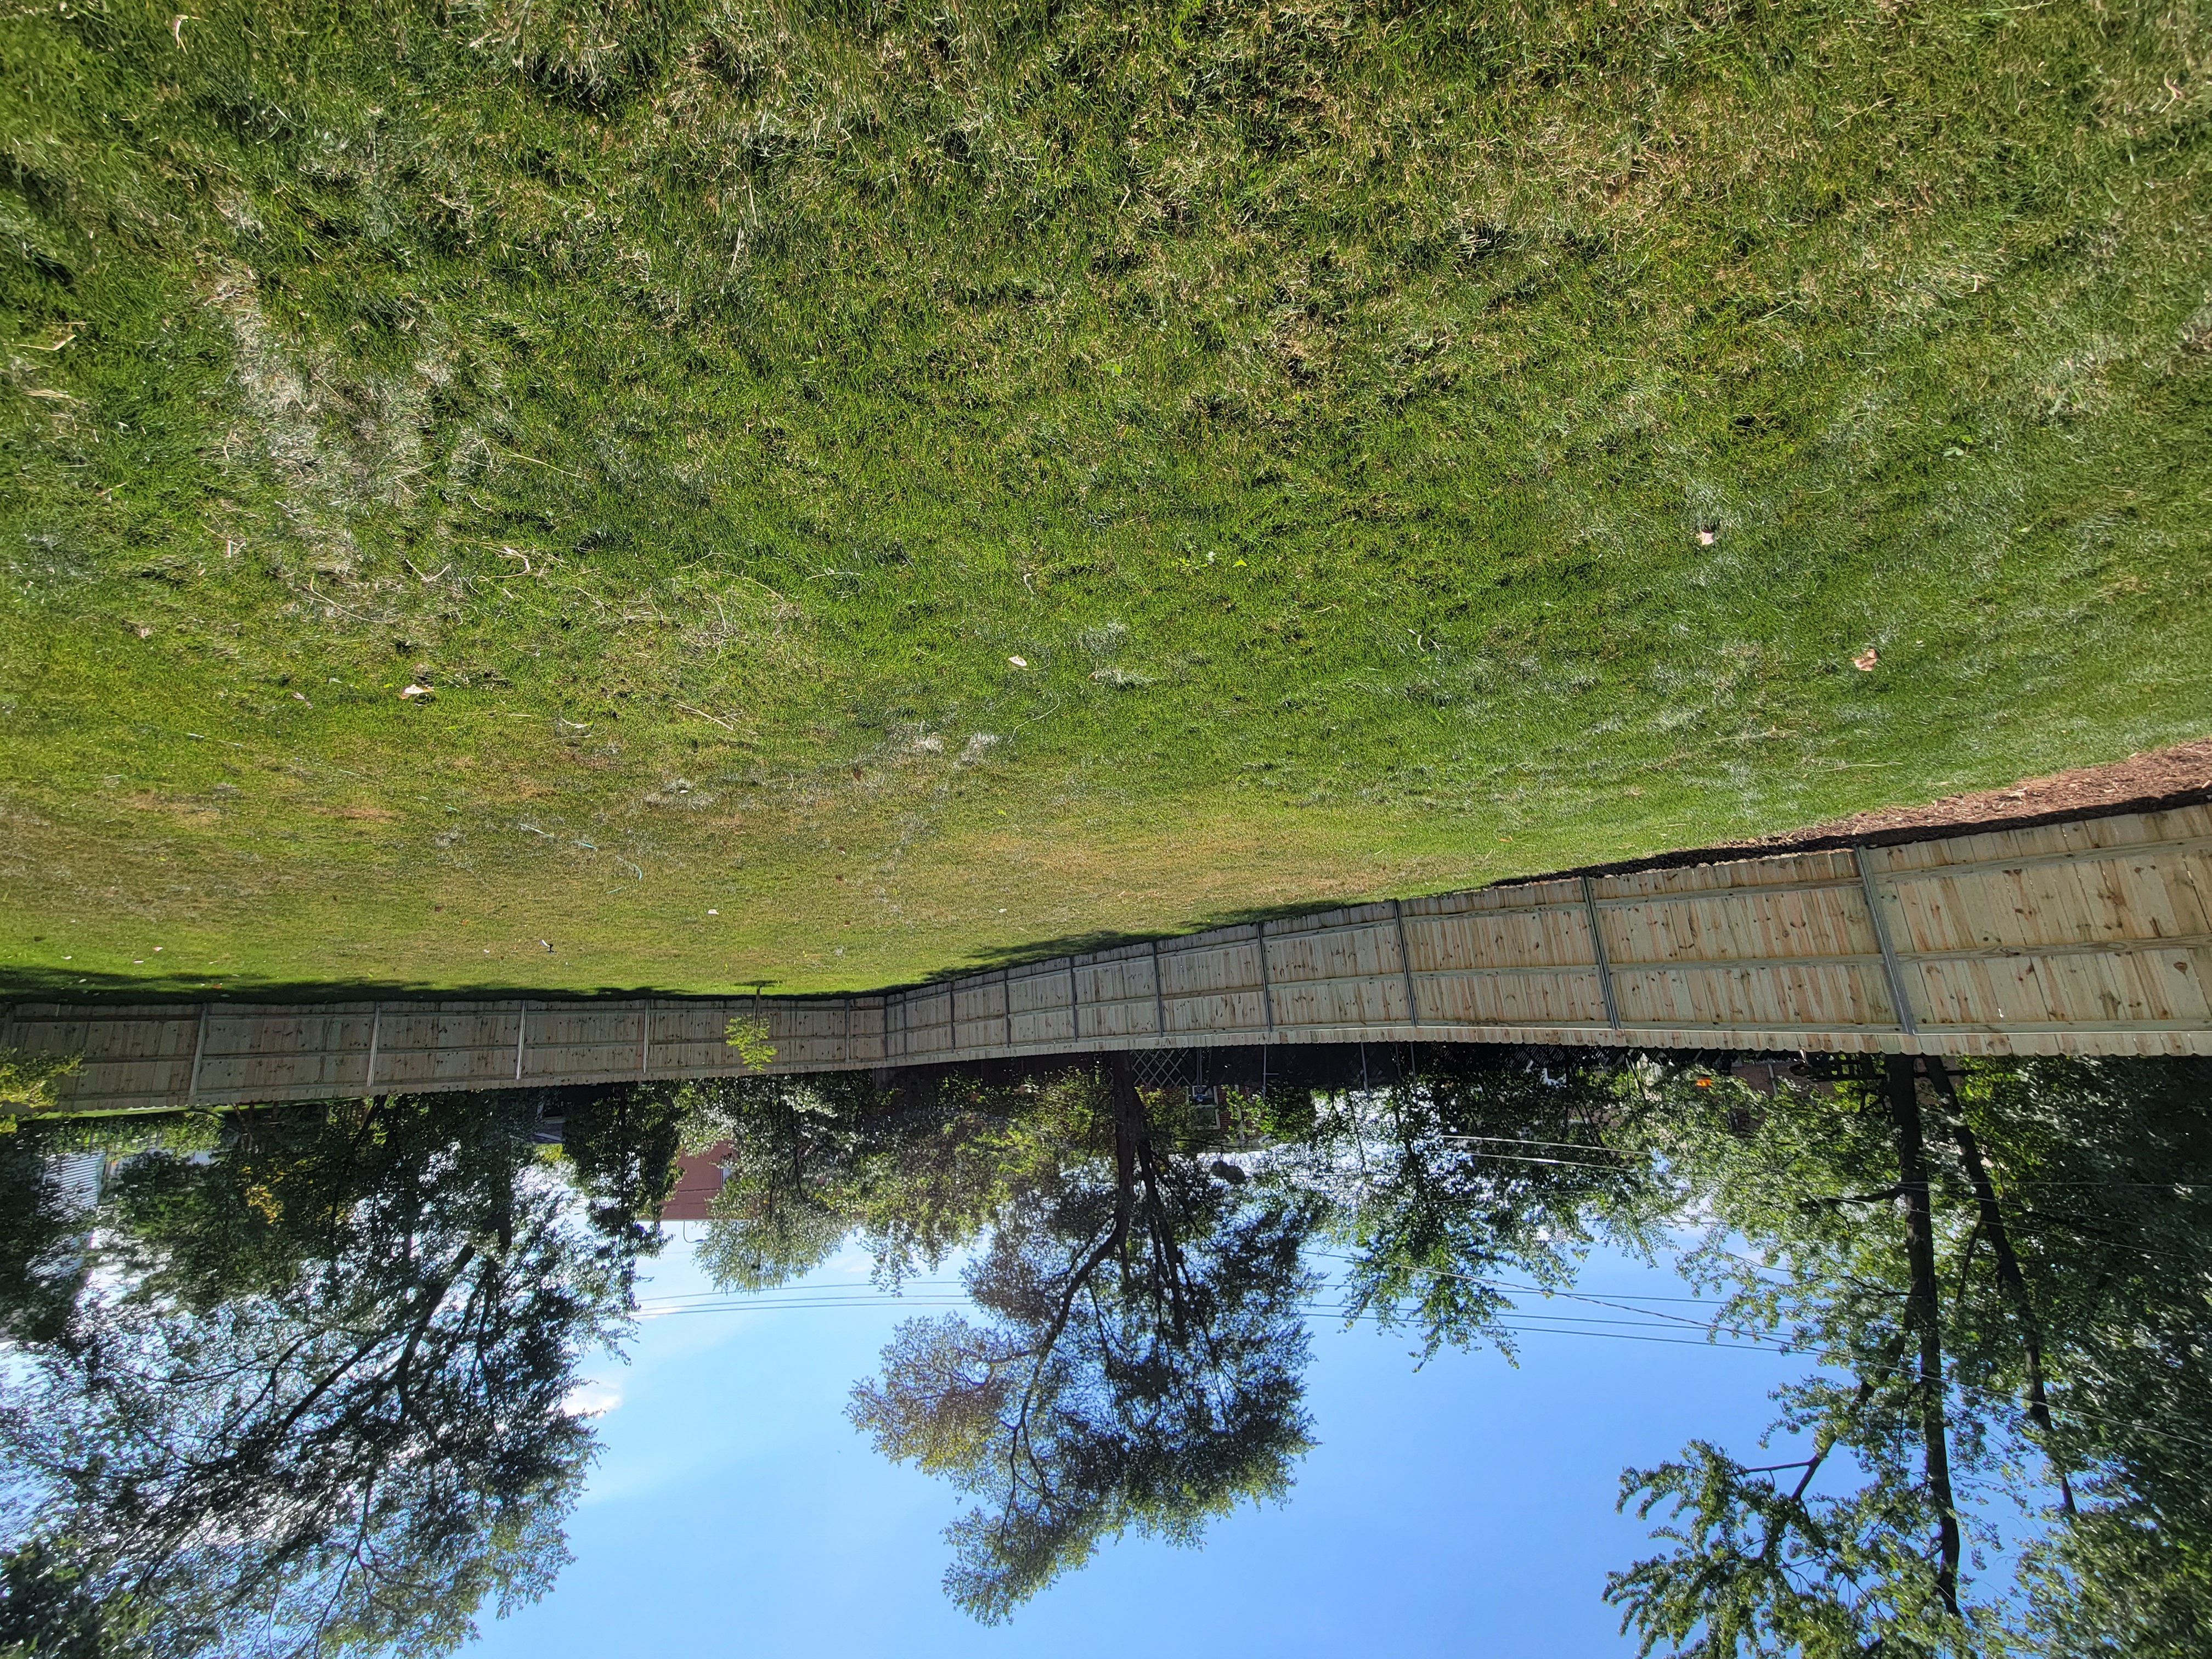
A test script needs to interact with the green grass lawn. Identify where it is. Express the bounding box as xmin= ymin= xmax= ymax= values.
xmin=2 ymin=0 xmax=2209 ymax=1001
